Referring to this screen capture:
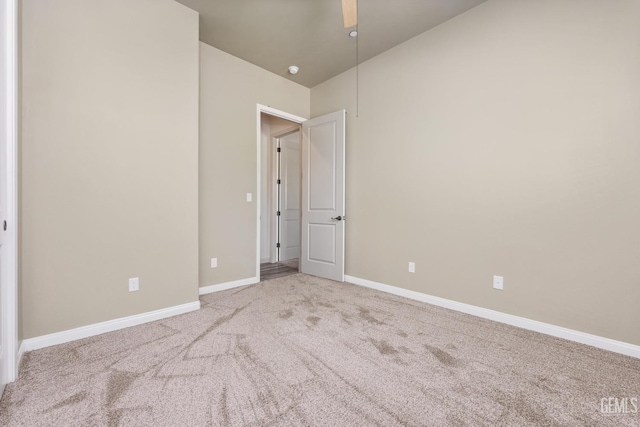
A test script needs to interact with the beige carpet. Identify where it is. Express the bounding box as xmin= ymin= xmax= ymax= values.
xmin=1 ymin=274 xmax=639 ymax=426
